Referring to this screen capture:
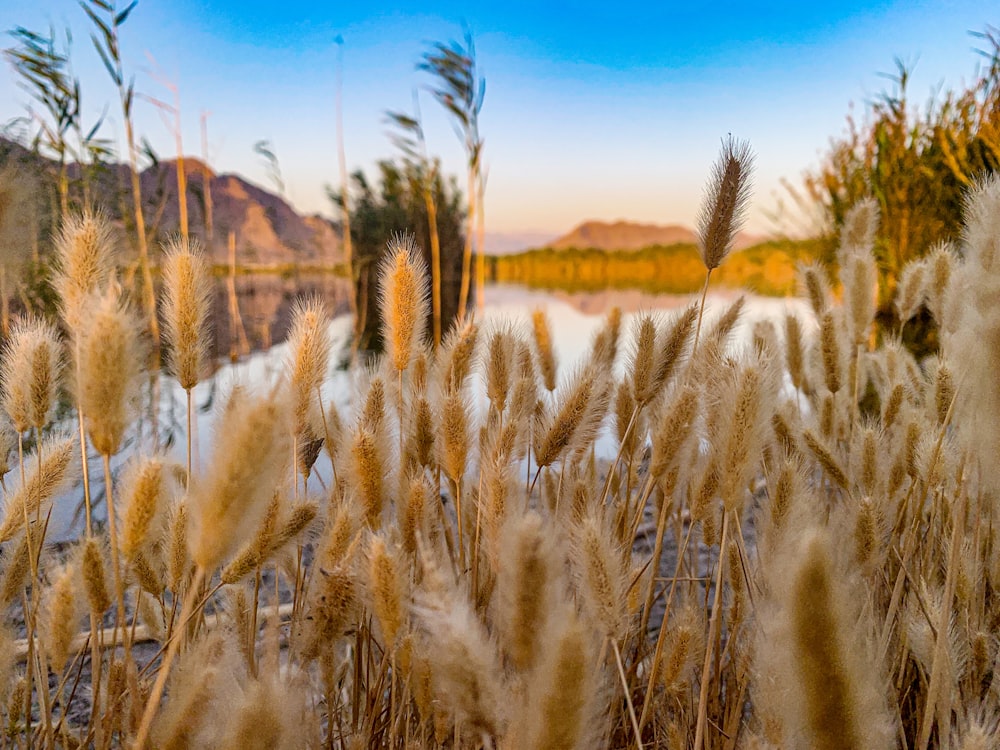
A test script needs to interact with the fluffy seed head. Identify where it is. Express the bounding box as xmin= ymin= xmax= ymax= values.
xmin=82 ymin=537 xmax=112 ymax=616
xmin=413 ymin=589 xmax=504 ymax=736
xmin=531 ymin=308 xmax=558 ymax=392
xmin=499 ymin=513 xmax=555 ymax=672
xmin=650 ymin=385 xmax=699 ymax=481
xmin=895 ymin=258 xmax=928 ymax=325
xmin=438 ymin=318 xmax=479 ymax=394
xmin=162 ymin=238 xmax=212 ymax=390
xmin=0 ymin=316 xmax=62 ymax=433
xmin=697 ymin=136 xmax=754 ymax=271
xmin=651 ymin=304 xmax=699 ymax=398
xmin=483 ymin=323 xmax=515 ymax=414
xmin=0 ymin=435 xmax=77 ymax=543
xmin=44 ymin=560 xmax=83 ymax=673
xmin=76 ymin=287 xmax=144 ymax=456
xmin=188 ymin=387 xmax=292 ymax=570
xmin=379 ymin=235 xmax=429 ymax=373
xmin=575 ymin=515 xmax=626 ymax=639
xmin=368 ymin=535 xmax=406 ymax=650
xmin=590 ymin=305 xmax=622 ymax=368
xmin=839 ymin=198 xmax=879 ymax=260
xmin=285 ymin=296 xmax=332 ymax=436
xmin=784 ymin=531 xmax=890 ymax=750
xmin=521 ymin=610 xmax=593 ymax=750
xmin=819 ymin=311 xmax=842 ymax=394
xmin=785 ymin=314 xmax=806 ymax=393
xmin=963 ymin=174 xmax=1000 ymax=273
xmin=53 ymin=209 xmax=117 ymax=331
xmin=351 ymin=426 xmax=386 ymax=529
xmin=628 ymin=315 xmax=657 ymax=406
xmin=535 ymin=365 xmax=607 ymax=468
xmin=843 ymin=253 xmax=878 ymax=347
xmin=798 ymin=262 xmax=831 ymax=317
xmin=925 ymin=242 xmax=955 ymax=322
xmin=719 ymin=357 xmax=775 ymax=512
xmin=120 ymin=456 xmax=178 ymax=562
